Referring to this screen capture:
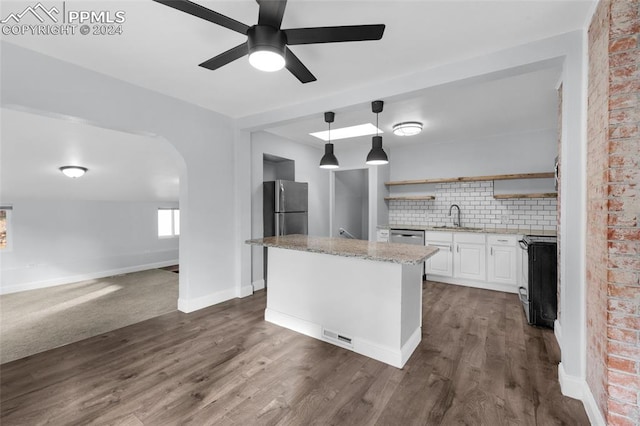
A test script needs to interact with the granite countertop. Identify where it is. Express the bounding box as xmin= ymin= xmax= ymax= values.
xmin=378 ymin=225 xmax=557 ymax=236
xmin=246 ymin=234 xmax=438 ymax=265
